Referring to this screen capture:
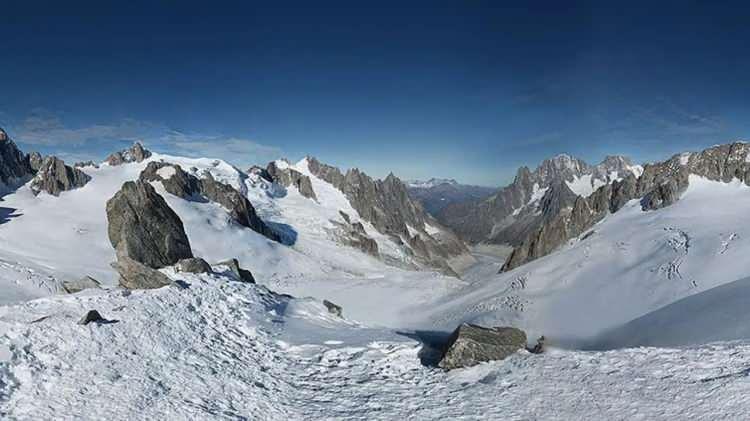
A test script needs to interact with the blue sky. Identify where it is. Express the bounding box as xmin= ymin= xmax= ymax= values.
xmin=1 ymin=1 xmax=749 ymax=186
